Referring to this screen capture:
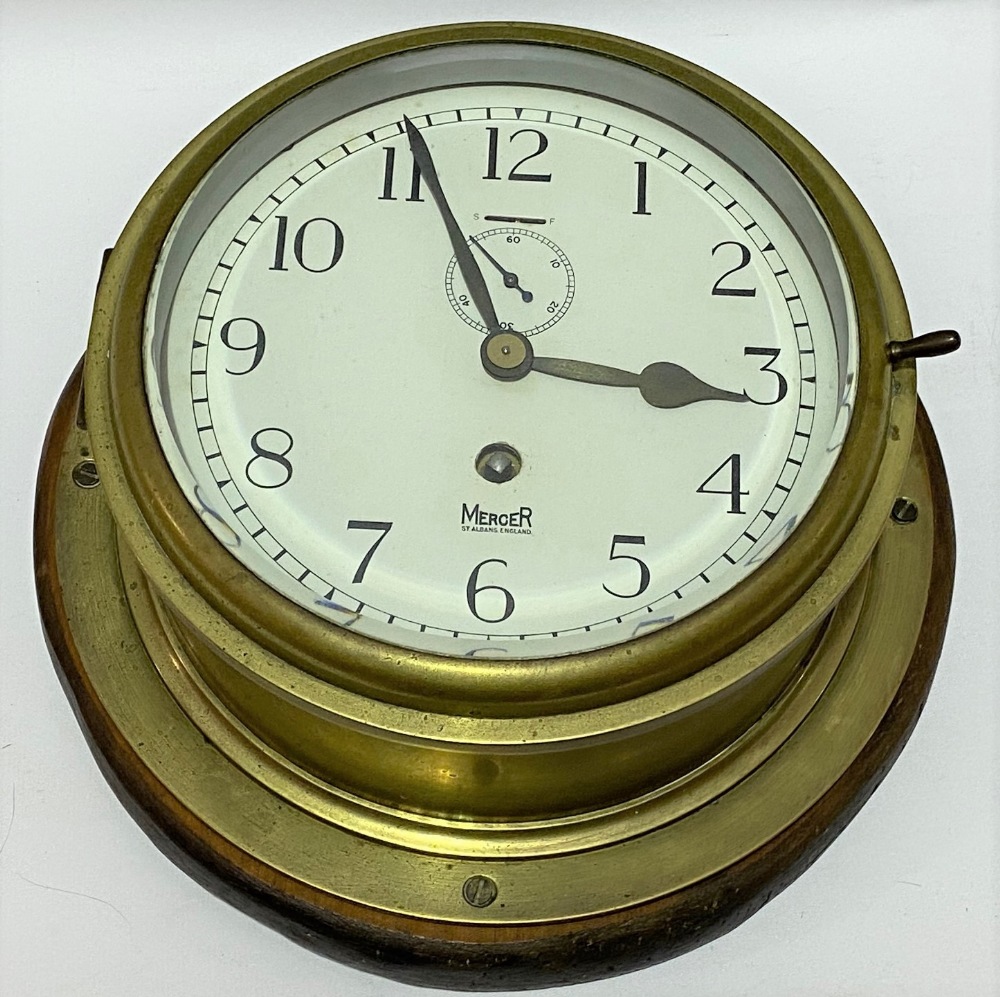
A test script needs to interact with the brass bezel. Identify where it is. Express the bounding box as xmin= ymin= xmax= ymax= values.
xmin=84 ymin=22 xmax=911 ymax=716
